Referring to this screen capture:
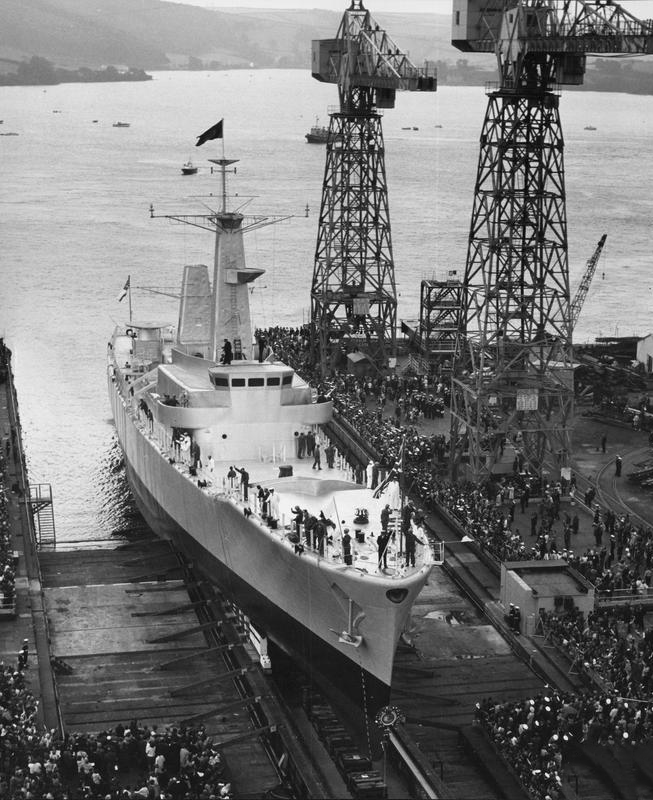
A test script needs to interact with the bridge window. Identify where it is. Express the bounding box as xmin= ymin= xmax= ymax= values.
xmin=282 ymin=374 xmax=293 ymax=386
xmin=248 ymin=377 xmax=265 ymax=387
xmin=211 ymin=376 xmax=229 ymax=387
xmin=231 ymin=378 xmax=246 ymax=387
